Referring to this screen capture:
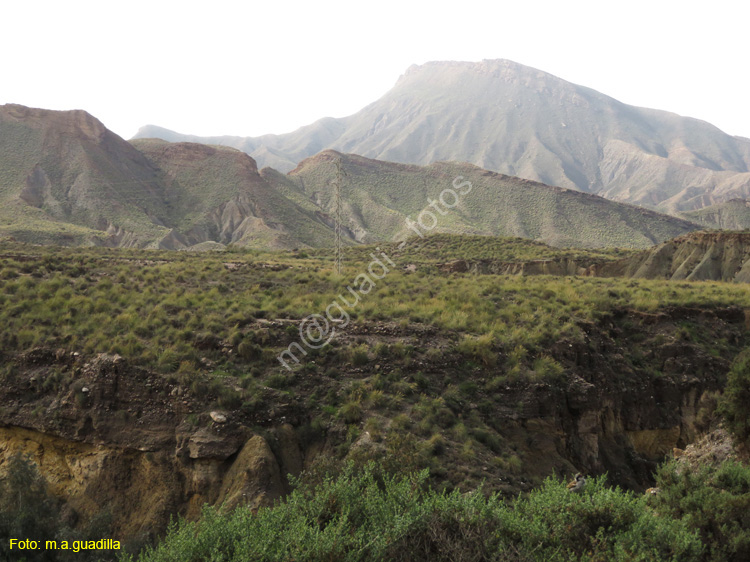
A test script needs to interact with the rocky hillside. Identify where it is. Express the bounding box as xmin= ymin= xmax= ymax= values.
xmin=0 ymin=105 xmax=333 ymax=249
xmin=682 ymin=199 xmax=750 ymax=230
xmin=0 ymin=104 xmax=168 ymax=246
xmin=1 ymin=309 xmax=745 ymax=540
xmin=136 ymin=59 xmax=750 ymax=214
xmin=431 ymin=231 xmax=750 ymax=283
xmin=263 ymin=150 xmax=699 ymax=249
xmin=1 ymin=240 xmax=749 ymax=544
xmin=595 ymin=231 xmax=750 ymax=282
xmin=131 ymin=139 xmax=334 ymax=249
